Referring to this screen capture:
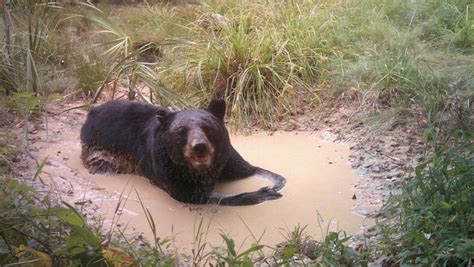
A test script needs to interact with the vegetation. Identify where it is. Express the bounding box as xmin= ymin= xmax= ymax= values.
xmin=0 ymin=0 xmax=472 ymax=265
xmin=377 ymin=132 xmax=473 ymax=265
xmin=3 ymin=0 xmax=471 ymax=127
xmin=0 ymin=178 xmax=104 ymax=265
